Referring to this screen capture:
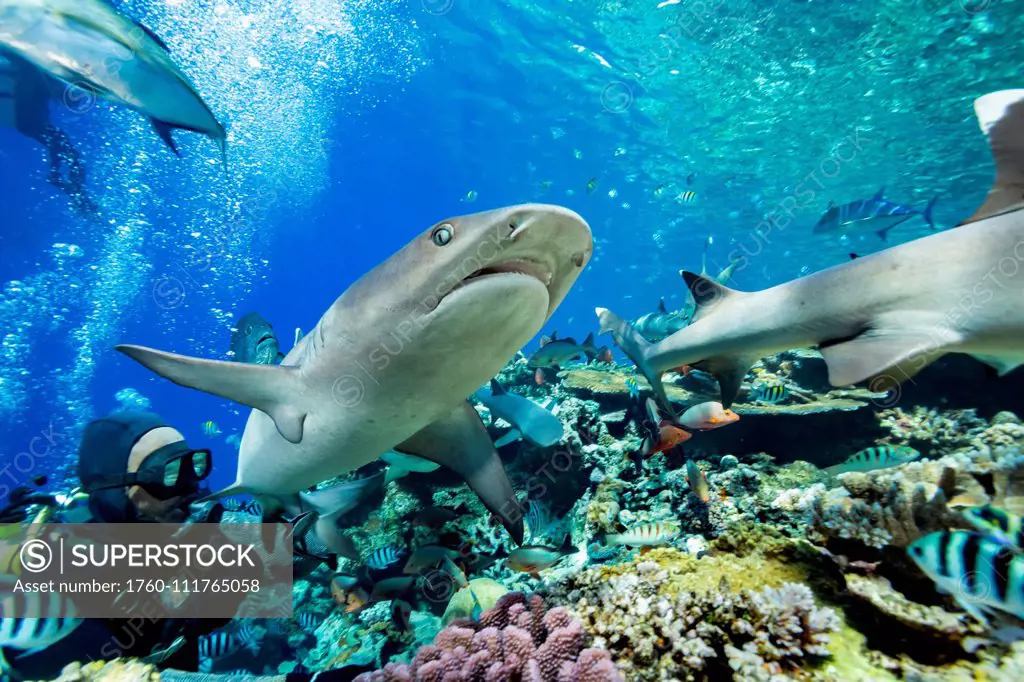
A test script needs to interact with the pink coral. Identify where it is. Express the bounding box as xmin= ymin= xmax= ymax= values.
xmin=354 ymin=593 xmax=622 ymax=682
